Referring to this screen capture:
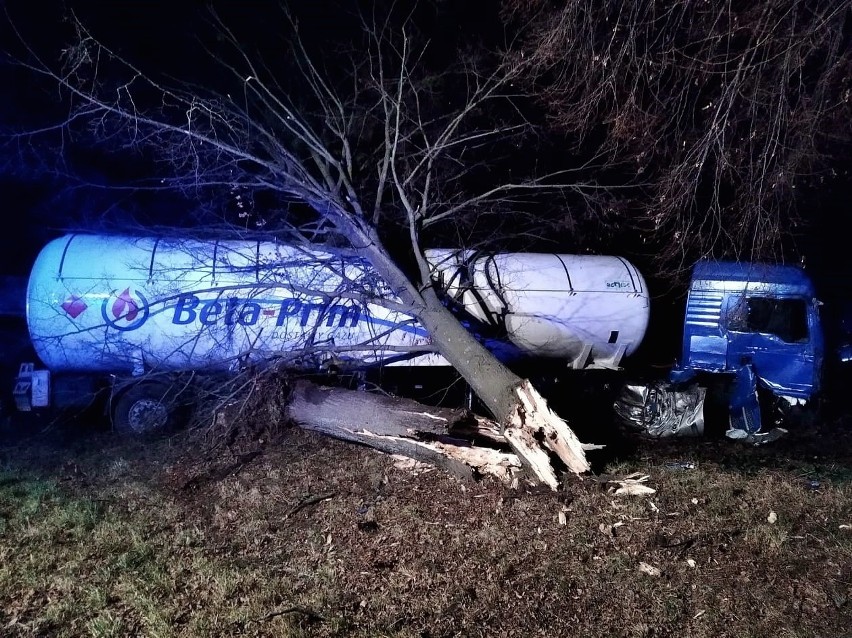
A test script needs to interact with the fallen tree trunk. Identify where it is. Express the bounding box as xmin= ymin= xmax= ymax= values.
xmin=285 ymin=379 xmax=598 ymax=486
xmin=410 ymin=290 xmax=592 ymax=487
xmin=503 ymin=379 xmax=592 ymax=489
xmin=311 ymin=233 xmax=594 ymax=490
xmin=286 ymin=379 xmax=522 ymax=483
